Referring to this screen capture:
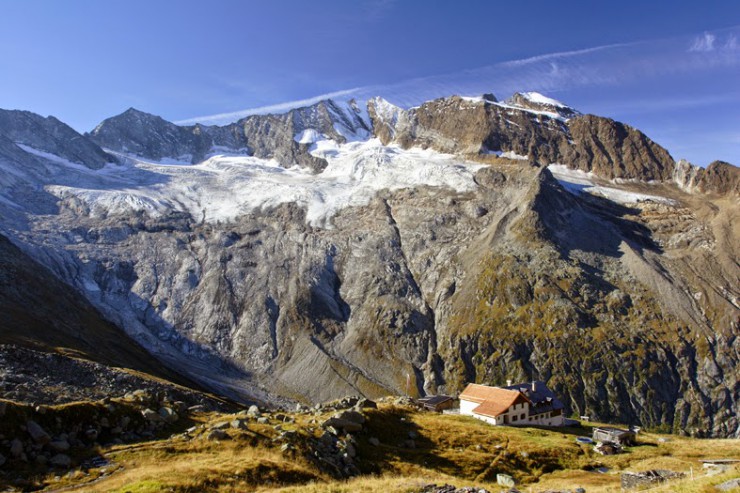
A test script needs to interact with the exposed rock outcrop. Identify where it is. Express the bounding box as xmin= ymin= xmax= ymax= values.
xmin=0 ymin=109 xmax=112 ymax=169
xmin=673 ymin=159 xmax=739 ymax=196
xmin=369 ymin=94 xmax=676 ymax=182
xmin=89 ymin=99 xmax=371 ymax=172
xmin=89 ymin=108 xmax=245 ymax=164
